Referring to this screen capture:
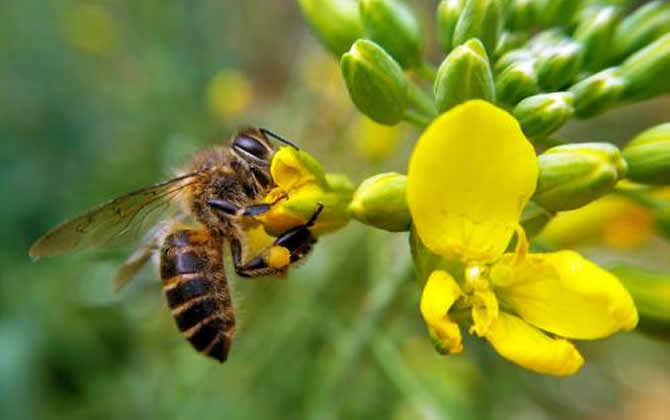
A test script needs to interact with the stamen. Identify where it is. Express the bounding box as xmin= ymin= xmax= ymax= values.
xmin=513 ymin=225 xmax=529 ymax=264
